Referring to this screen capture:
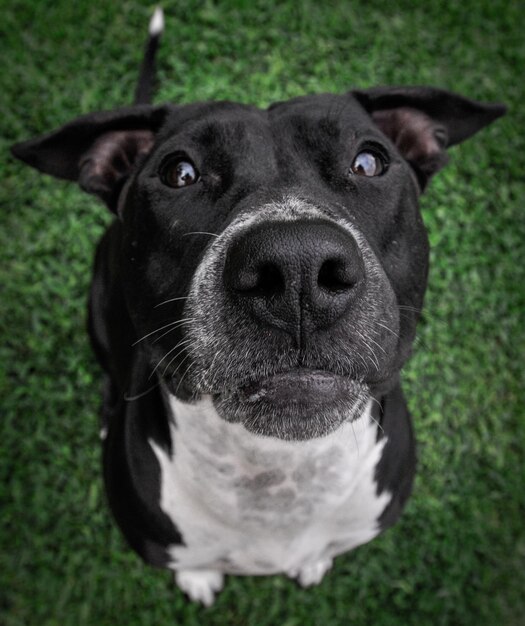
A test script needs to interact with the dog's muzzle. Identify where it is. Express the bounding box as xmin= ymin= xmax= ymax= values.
xmin=181 ymin=199 xmax=400 ymax=440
